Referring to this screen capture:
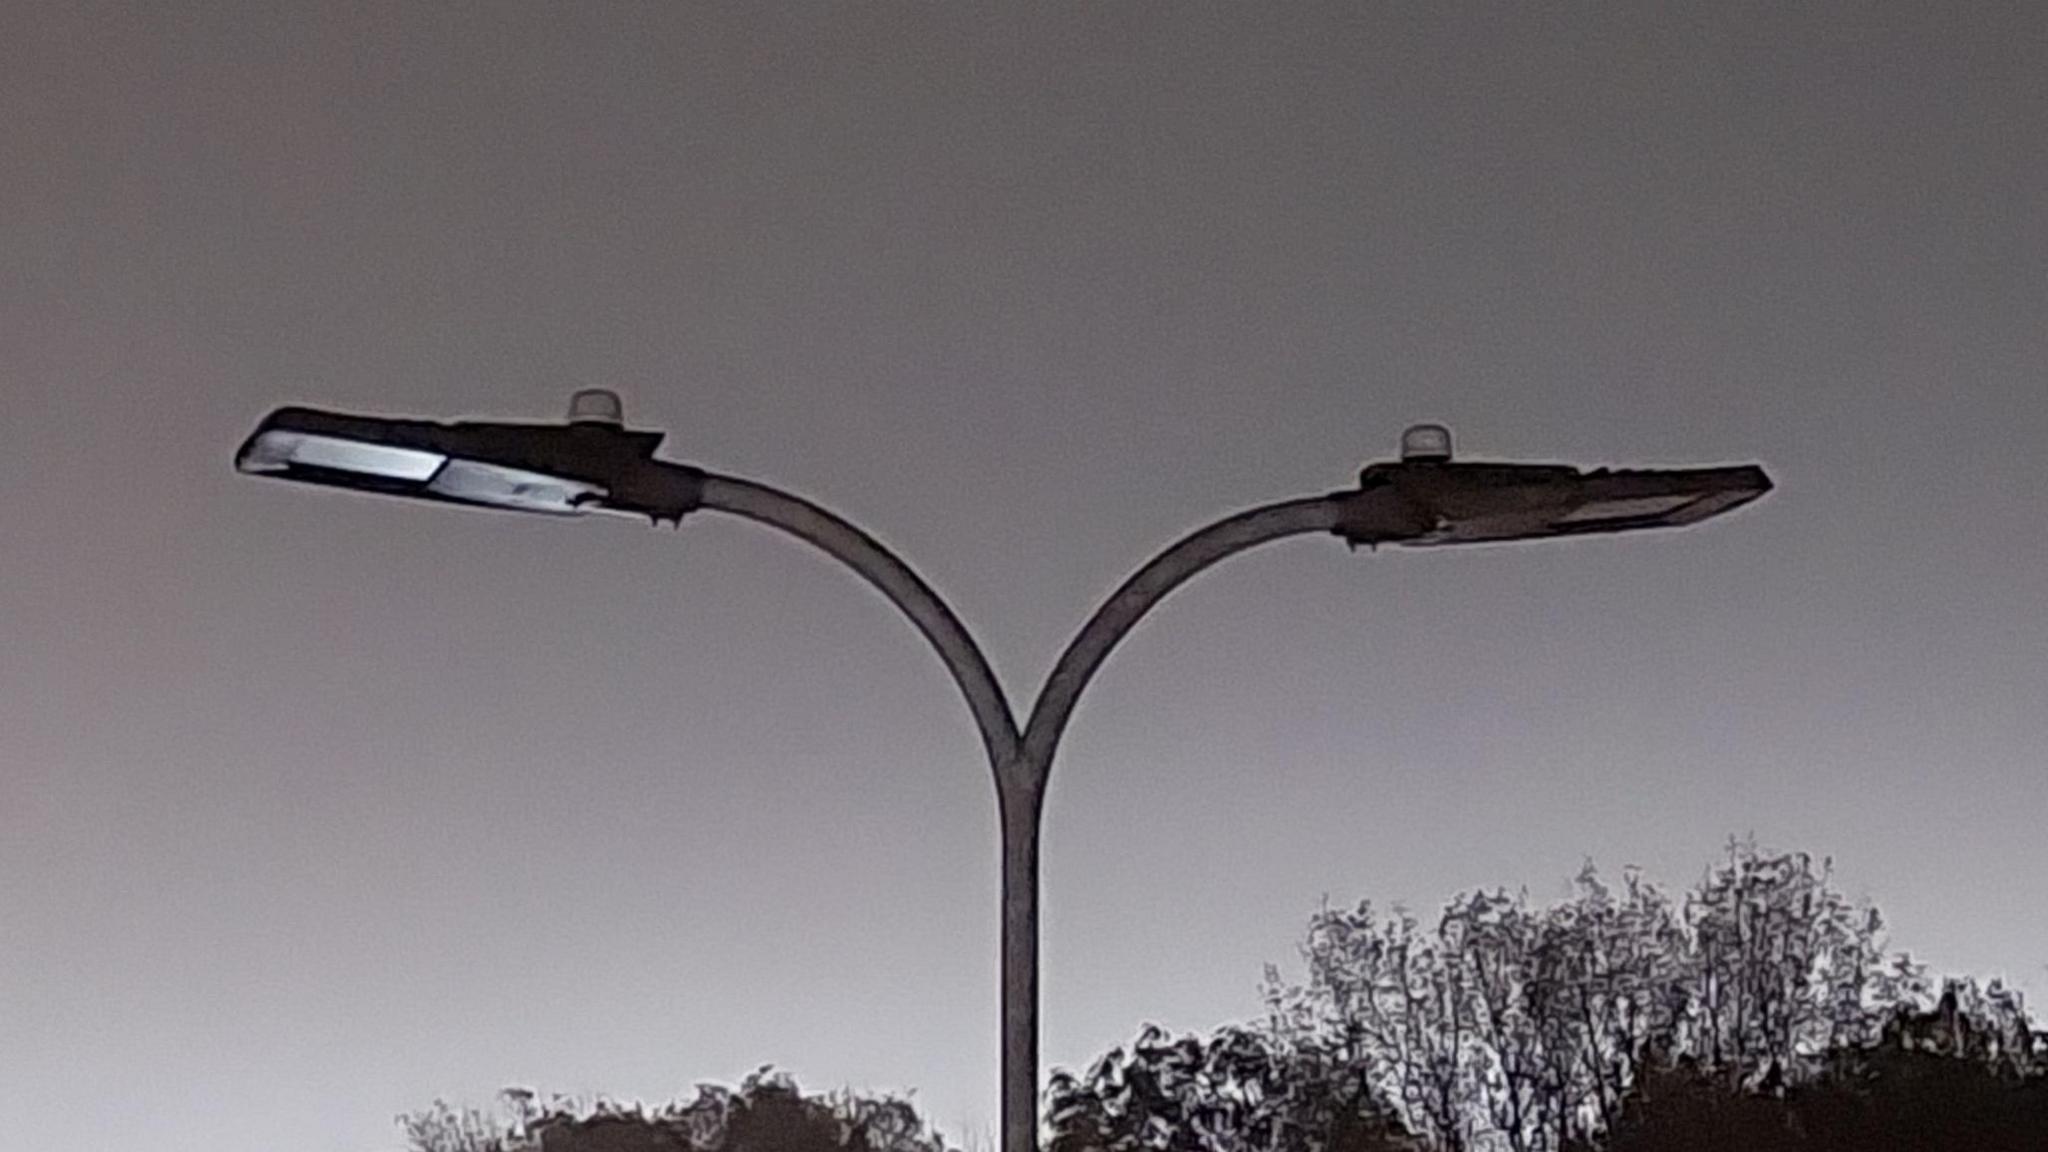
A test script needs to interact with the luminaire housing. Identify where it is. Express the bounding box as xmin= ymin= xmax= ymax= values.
xmin=1334 ymin=427 xmax=1772 ymax=548
xmin=234 ymin=402 xmax=705 ymax=524
xmin=236 ymin=402 xmax=1769 ymax=547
